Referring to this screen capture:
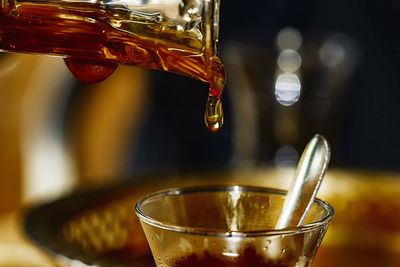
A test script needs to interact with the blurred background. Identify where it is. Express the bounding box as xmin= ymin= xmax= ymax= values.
xmin=2 ymin=0 xmax=400 ymax=266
